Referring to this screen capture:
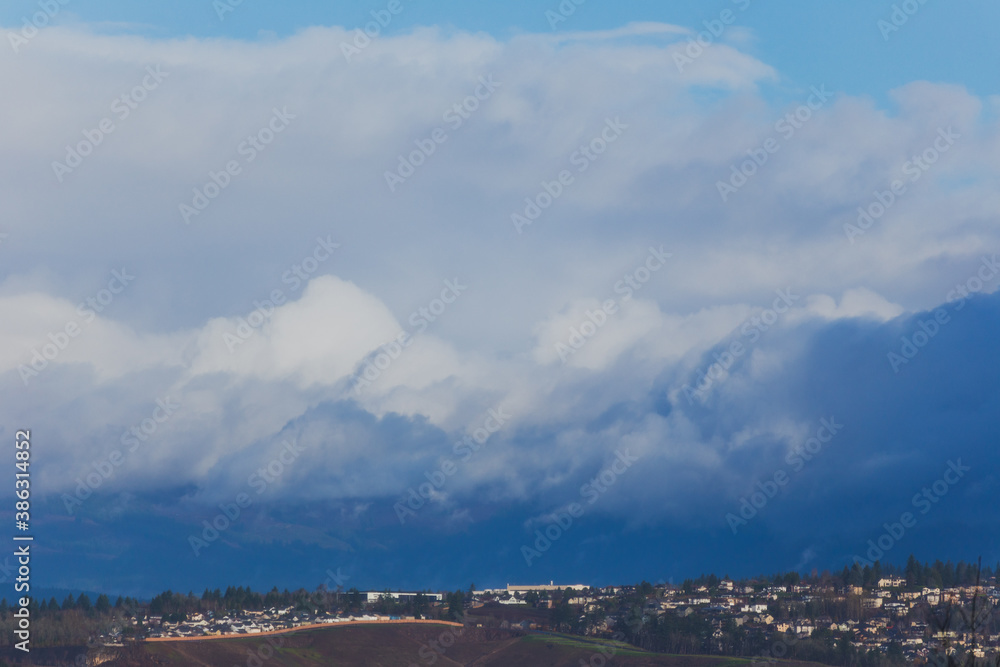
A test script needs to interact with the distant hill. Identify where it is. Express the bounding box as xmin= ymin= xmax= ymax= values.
xmin=94 ymin=622 xmax=829 ymax=667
